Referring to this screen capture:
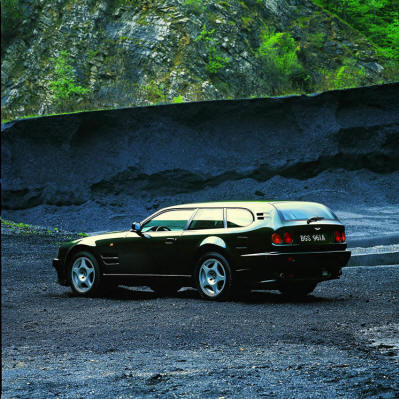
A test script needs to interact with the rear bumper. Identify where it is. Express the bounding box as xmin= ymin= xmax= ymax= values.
xmin=238 ymin=250 xmax=351 ymax=282
xmin=242 ymin=249 xmax=351 ymax=264
xmin=53 ymin=258 xmax=68 ymax=286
